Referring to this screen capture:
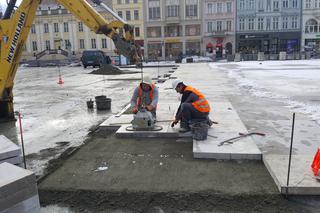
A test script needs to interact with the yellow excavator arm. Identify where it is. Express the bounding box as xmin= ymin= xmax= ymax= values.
xmin=0 ymin=0 xmax=140 ymax=120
